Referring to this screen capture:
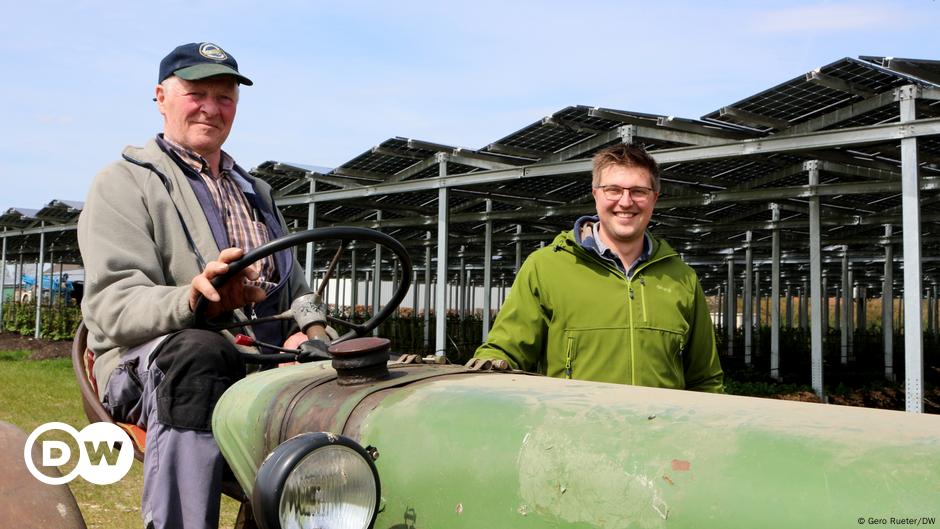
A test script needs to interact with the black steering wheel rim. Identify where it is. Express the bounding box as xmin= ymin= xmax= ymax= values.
xmin=193 ymin=227 xmax=413 ymax=343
